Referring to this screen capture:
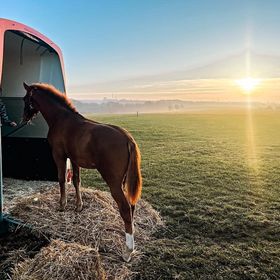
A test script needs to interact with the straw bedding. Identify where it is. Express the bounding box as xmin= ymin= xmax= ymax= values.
xmin=3 ymin=178 xmax=53 ymax=212
xmin=12 ymin=240 xmax=105 ymax=280
xmin=9 ymin=186 xmax=163 ymax=279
